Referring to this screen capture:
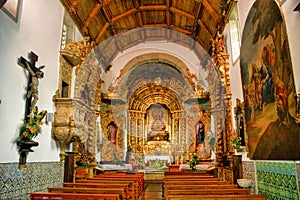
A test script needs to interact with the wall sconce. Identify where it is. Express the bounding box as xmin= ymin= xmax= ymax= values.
xmin=45 ymin=112 xmax=54 ymax=125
